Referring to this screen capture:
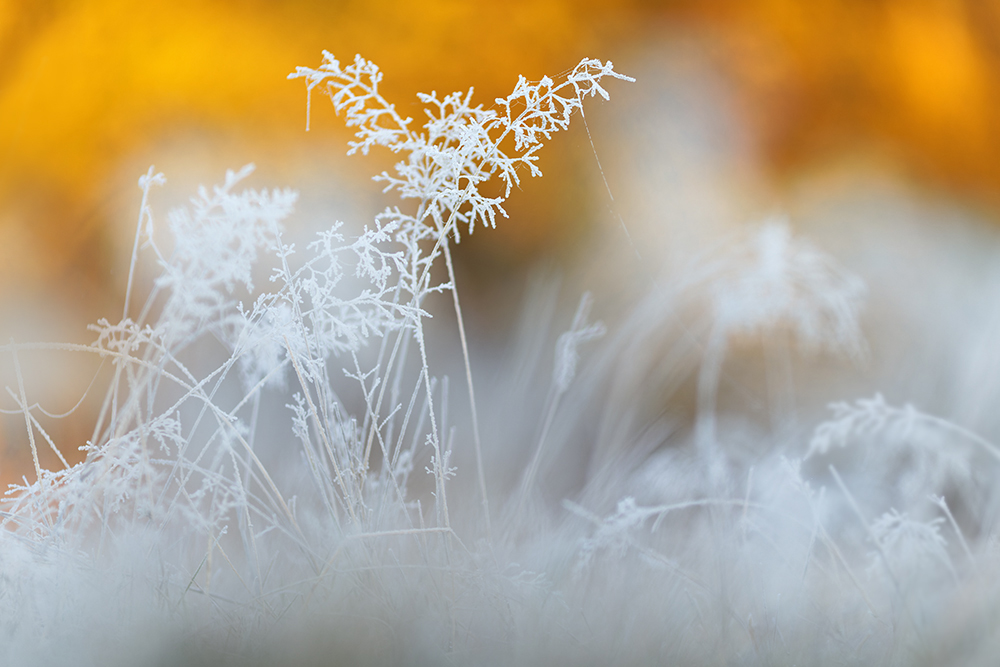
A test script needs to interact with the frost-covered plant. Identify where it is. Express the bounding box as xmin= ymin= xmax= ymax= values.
xmin=0 ymin=52 xmax=632 ymax=662
xmin=289 ymin=52 xmax=632 ymax=236
xmin=288 ymin=53 xmax=633 ymax=531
